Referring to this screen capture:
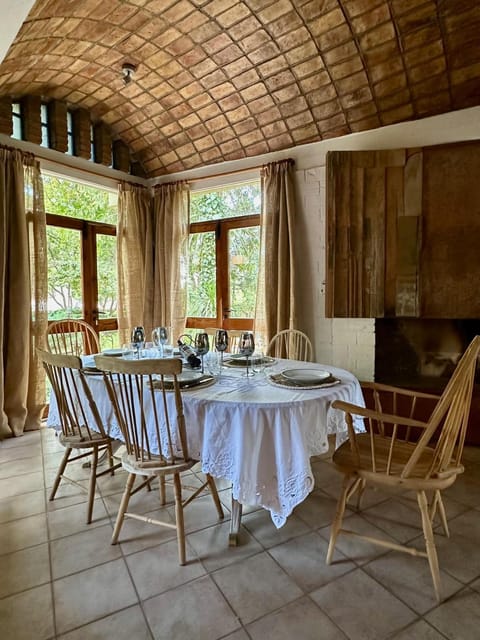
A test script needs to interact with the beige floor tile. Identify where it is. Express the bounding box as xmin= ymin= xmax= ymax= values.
xmin=212 ymin=552 xmax=303 ymax=624
xmin=0 ymin=471 xmax=44 ymax=499
xmin=1 ymin=431 xmax=41 ymax=449
xmin=363 ymin=551 xmax=463 ymax=614
xmin=246 ymin=596 xmax=346 ymax=640
xmin=166 ymin=492 xmax=228 ymax=534
xmin=45 ymin=481 xmax=90 ymax=512
xmin=269 ymin=531 xmax=356 ymax=592
xmin=117 ymin=507 xmax=178 ymax=555
xmin=0 ymin=442 xmax=42 ymax=462
xmin=0 ymin=489 xmax=45 ymax=524
xmin=126 ymin=538 xmax=206 ymax=600
xmin=47 ymin=498 xmax=110 ymax=539
xmin=433 ymin=530 xmax=480 ymax=584
xmin=221 ymin=630 xmax=250 ymax=640
xmin=425 ymin=588 xmax=480 ymax=639
xmin=390 ymin=619 xmax=451 ymax=639
xmin=242 ymin=507 xmax=310 ymax=547
xmin=0 ymin=513 xmax=48 ymax=556
xmin=0 ymin=455 xmax=43 ymax=479
xmin=187 ymin=520 xmax=263 ymax=572
xmin=102 ymin=485 xmax=165 ymax=518
xmin=0 ymin=583 xmax=54 ymax=640
xmin=0 ymin=543 xmax=50 ymax=599
xmin=143 ymin=575 xmax=240 ymax=640
xmin=310 ymin=568 xmax=417 ymax=640
xmin=53 ymin=558 xmax=138 ymax=635
xmin=292 ymin=488 xmax=339 ymax=529
xmin=57 ymin=605 xmax=153 ymax=640
xmin=360 ymin=497 xmax=425 ymax=544
xmin=50 ymin=522 xmax=120 ymax=579
xmin=442 ymin=474 xmax=480 ymax=508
